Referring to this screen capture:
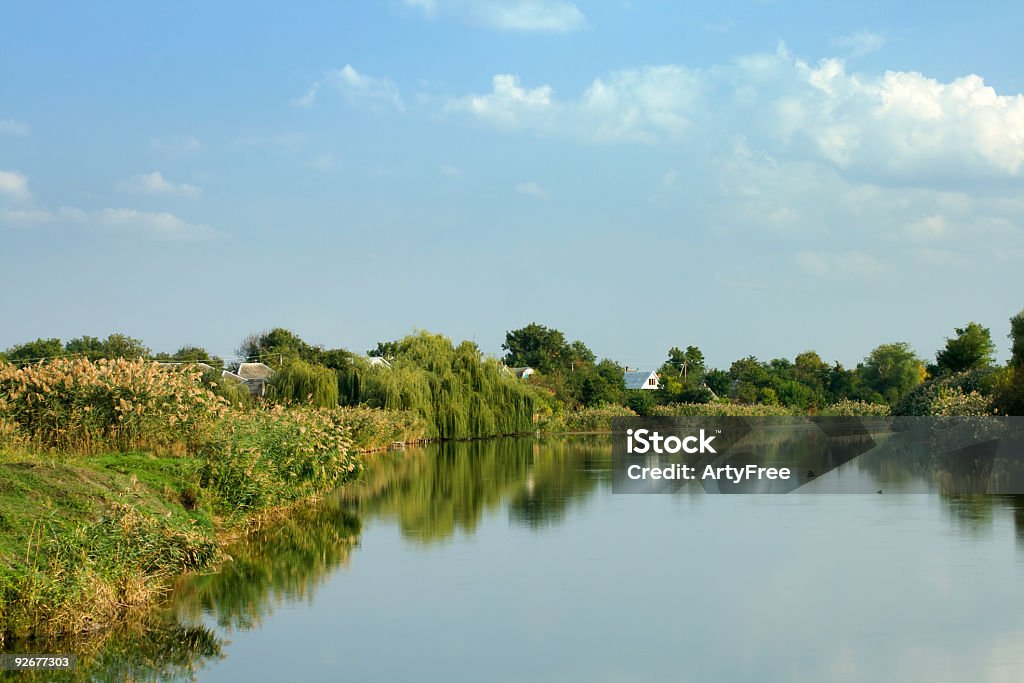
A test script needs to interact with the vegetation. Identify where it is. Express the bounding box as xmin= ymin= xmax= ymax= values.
xmin=341 ymin=332 xmax=539 ymax=439
xmin=0 ymin=358 xmax=426 ymax=642
xmin=1 ymin=309 xmax=1022 ymax=642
